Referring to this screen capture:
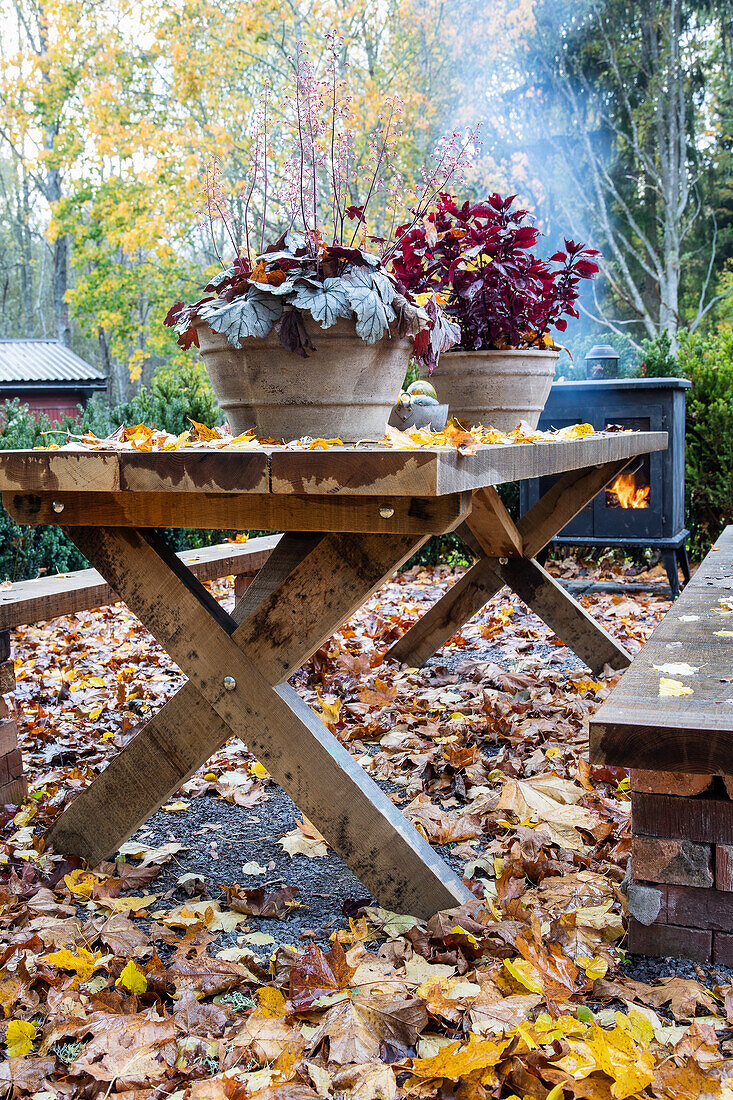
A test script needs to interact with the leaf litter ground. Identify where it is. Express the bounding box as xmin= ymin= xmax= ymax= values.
xmin=4 ymin=555 xmax=733 ymax=1098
